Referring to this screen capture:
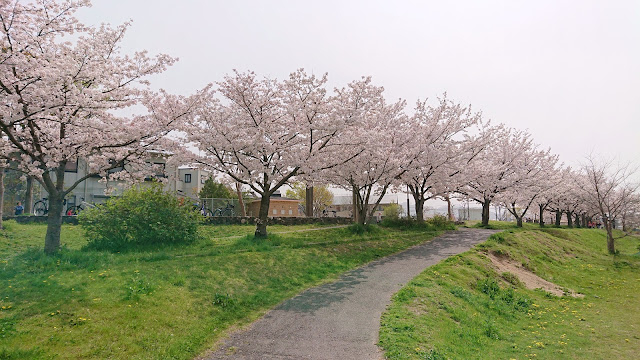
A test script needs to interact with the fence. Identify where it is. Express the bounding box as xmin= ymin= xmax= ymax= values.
xmin=196 ymin=198 xmax=244 ymax=216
